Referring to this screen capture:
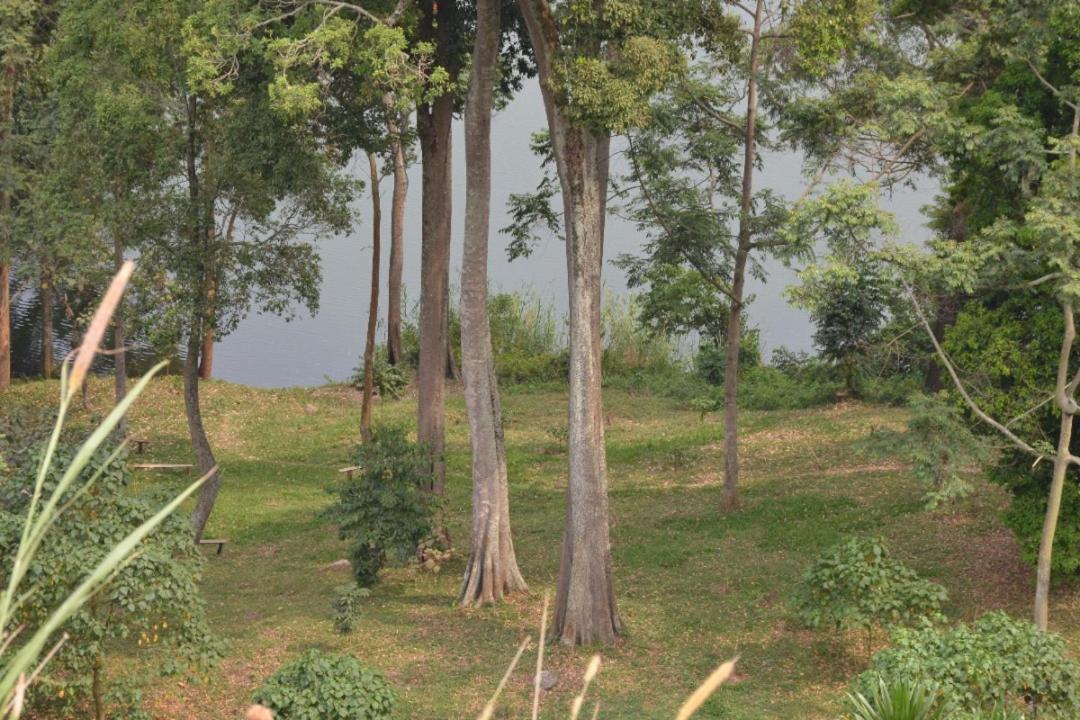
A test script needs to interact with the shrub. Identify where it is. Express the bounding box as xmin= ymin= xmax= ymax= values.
xmin=846 ymin=678 xmax=944 ymax=720
xmin=351 ymin=348 xmax=408 ymax=400
xmin=862 ymin=394 xmax=993 ymax=509
xmin=324 ymin=426 xmax=439 ymax=586
xmin=330 ymin=585 xmax=371 ymax=635
xmin=794 ymin=537 xmax=946 ymax=653
xmin=695 ymin=365 xmax=835 ymax=413
xmin=860 ymin=374 xmax=922 ymax=406
xmin=601 ymin=293 xmax=683 ymax=377
xmin=0 ymin=442 xmax=221 ymax=719
xmin=252 ymin=650 xmax=396 ymax=720
xmin=859 ymin=612 xmax=1080 ymax=718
